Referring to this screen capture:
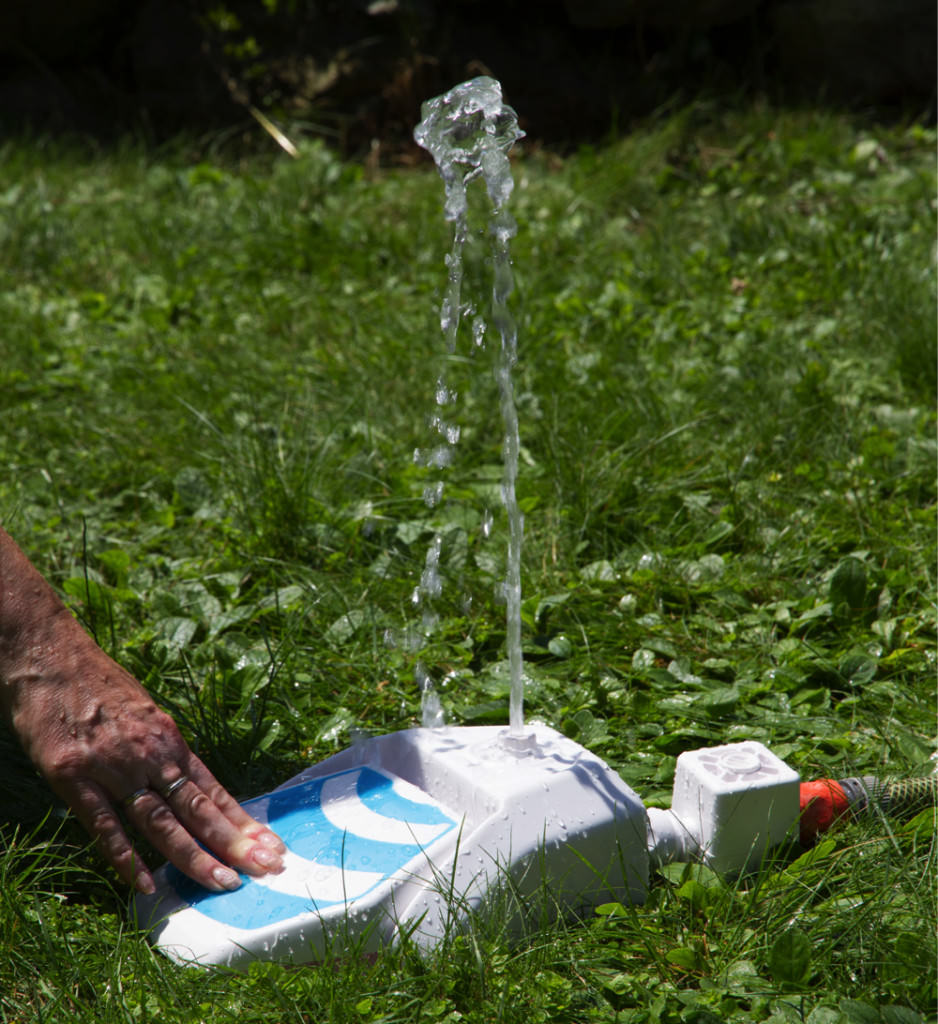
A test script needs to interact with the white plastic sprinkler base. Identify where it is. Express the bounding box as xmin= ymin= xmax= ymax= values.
xmin=134 ymin=730 xmax=800 ymax=969
xmin=135 ymin=724 xmax=648 ymax=968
